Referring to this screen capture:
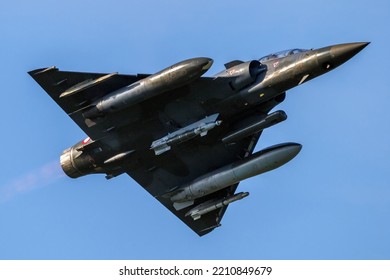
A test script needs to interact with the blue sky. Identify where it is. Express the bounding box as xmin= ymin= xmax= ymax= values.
xmin=0 ymin=0 xmax=389 ymax=259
